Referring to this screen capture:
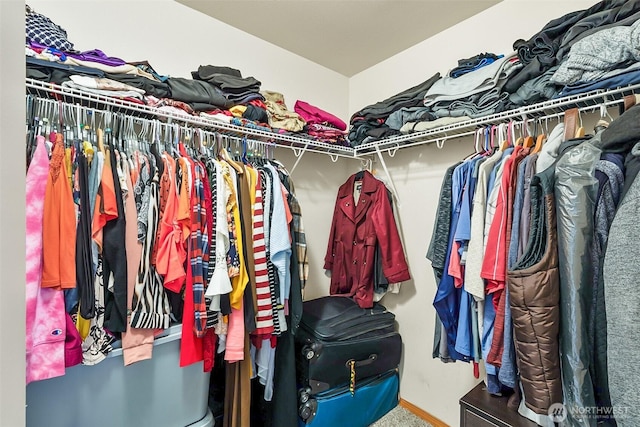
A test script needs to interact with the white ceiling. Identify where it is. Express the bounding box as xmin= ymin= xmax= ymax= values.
xmin=178 ymin=0 xmax=502 ymax=77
